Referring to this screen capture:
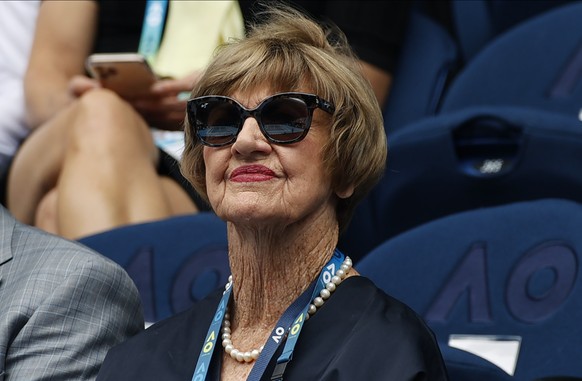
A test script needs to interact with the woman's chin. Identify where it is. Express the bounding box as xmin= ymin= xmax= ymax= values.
xmin=218 ymin=205 xmax=280 ymax=225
